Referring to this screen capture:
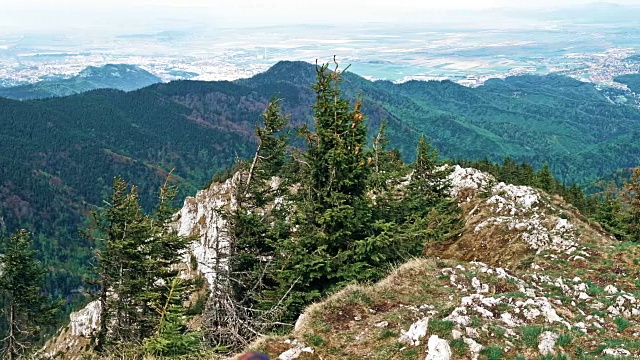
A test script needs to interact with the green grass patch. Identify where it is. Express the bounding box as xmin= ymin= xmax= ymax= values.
xmin=304 ymin=334 xmax=325 ymax=347
xmin=521 ymin=326 xmax=544 ymax=348
xmin=377 ymin=329 xmax=396 ymax=341
xmin=450 ymin=338 xmax=468 ymax=357
xmin=480 ymin=345 xmax=504 ymax=360
xmin=429 ymin=319 xmax=454 ymax=338
xmin=614 ymin=316 xmax=631 ymax=332
xmin=557 ymin=333 xmax=572 ymax=347
xmin=488 ymin=325 xmax=506 ymax=339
